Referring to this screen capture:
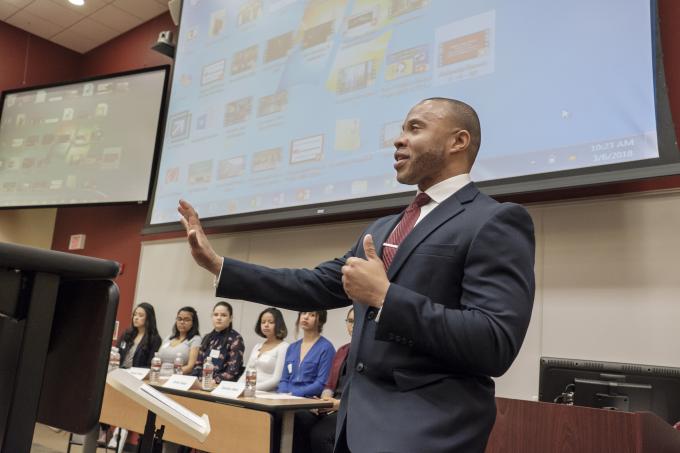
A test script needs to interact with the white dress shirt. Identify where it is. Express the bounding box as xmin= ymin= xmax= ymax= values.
xmin=415 ymin=173 xmax=472 ymax=225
